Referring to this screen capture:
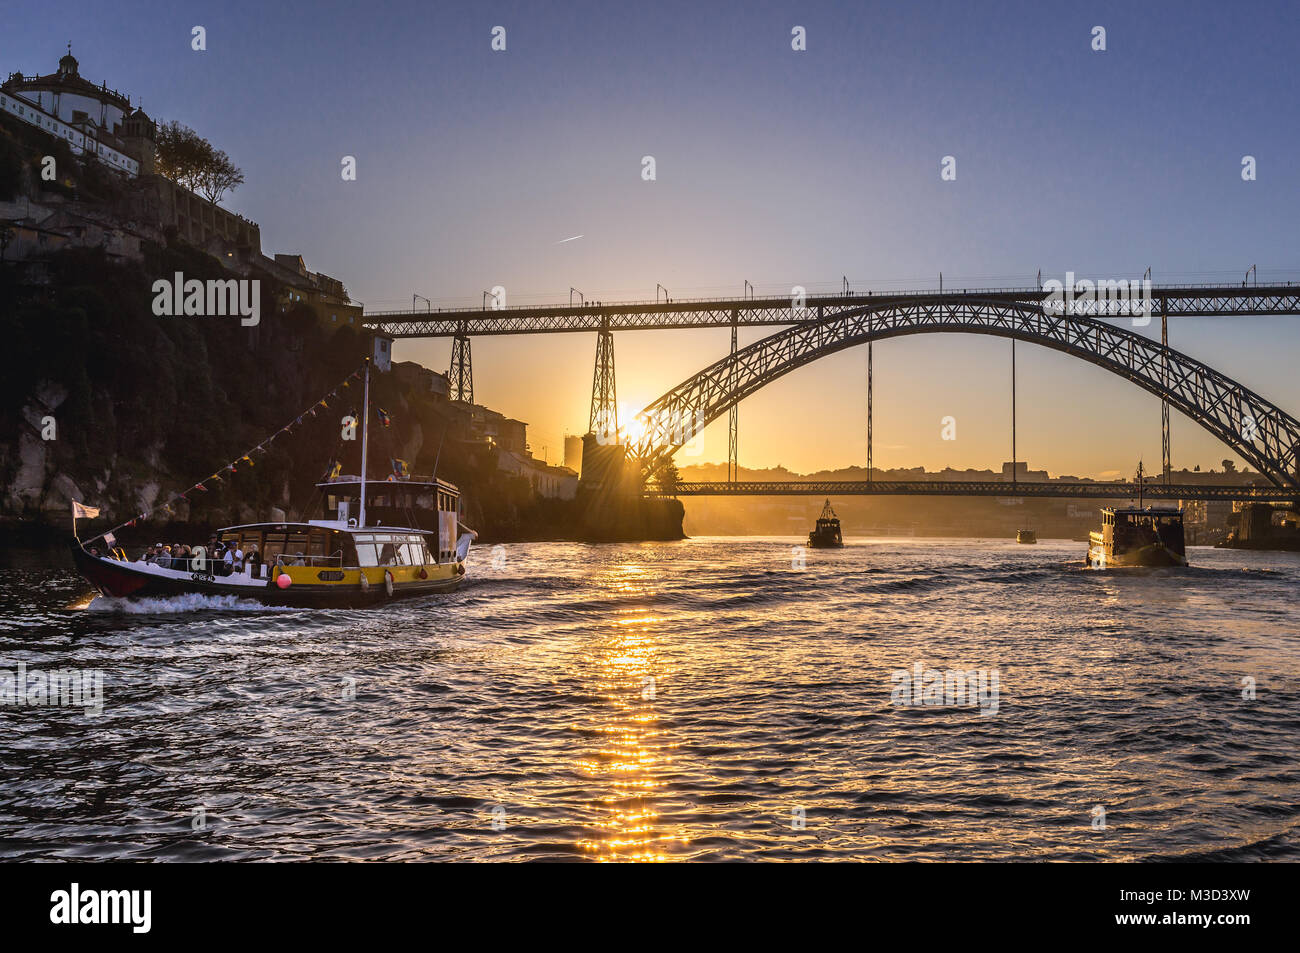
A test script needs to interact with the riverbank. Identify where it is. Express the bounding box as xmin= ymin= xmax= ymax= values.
xmin=0 ymin=494 xmax=686 ymax=550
